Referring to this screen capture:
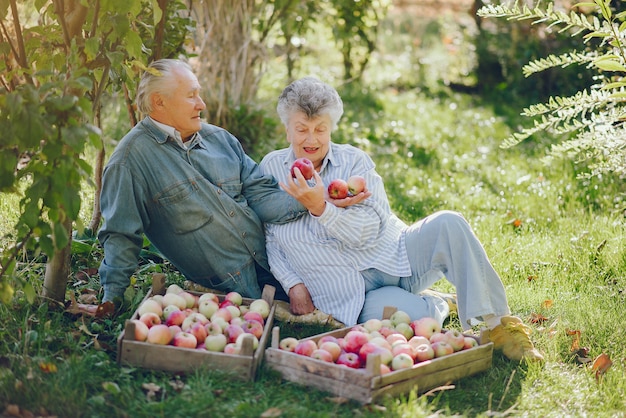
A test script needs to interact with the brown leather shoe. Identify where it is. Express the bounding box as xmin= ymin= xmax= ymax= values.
xmin=481 ymin=316 xmax=544 ymax=362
